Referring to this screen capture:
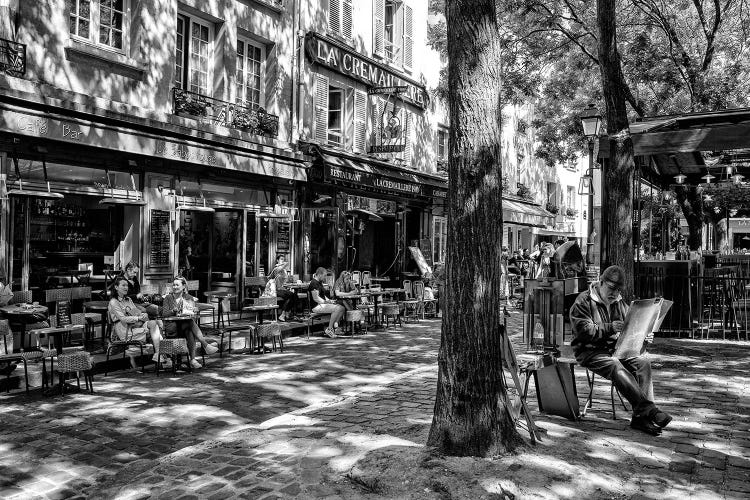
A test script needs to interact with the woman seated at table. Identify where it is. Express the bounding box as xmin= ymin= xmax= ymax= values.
xmin=309 ymin=267 xmax=345 ymax=338
xmin=161 ymin=276 xmax=218 ymax=369
xmin=109 ymin=277 xmax=168 ymax=370
xmin=333 ymin=271 xmax=359 ymax=311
